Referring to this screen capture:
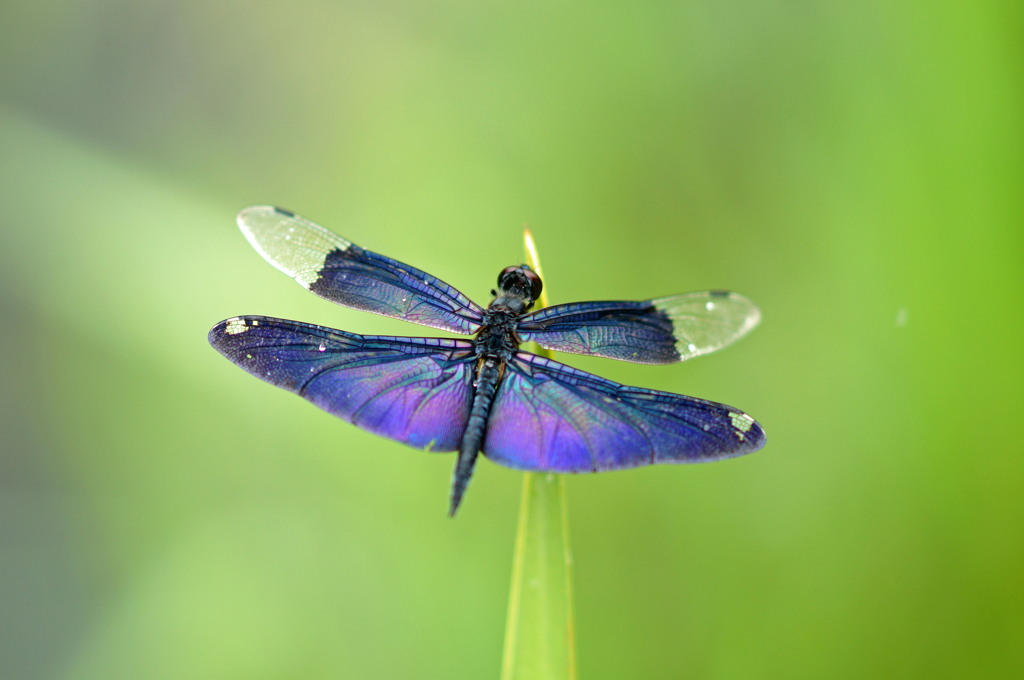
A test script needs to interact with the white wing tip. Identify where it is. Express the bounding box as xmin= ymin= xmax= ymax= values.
xmin=237 ymin=205 xmax=289 ymax=229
